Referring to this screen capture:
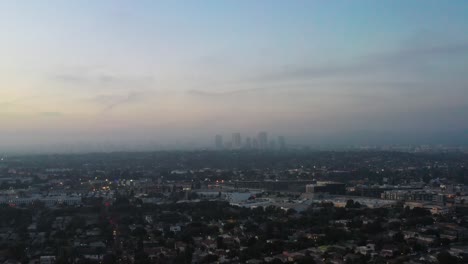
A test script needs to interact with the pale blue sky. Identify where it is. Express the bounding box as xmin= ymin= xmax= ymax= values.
xmin=0 ymin=1 xmax=467 ymax=150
